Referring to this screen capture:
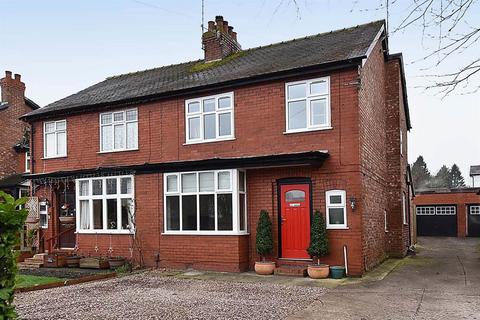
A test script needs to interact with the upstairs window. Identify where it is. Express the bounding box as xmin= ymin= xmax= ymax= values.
xmin=44 ymin=120 xmax=67 ymax=158
xmin=185 ymin=92 xmax=234 ymax=144
xmin=285 ymin=77 xmax=331 ymax=133
xmin=100 ymin=109 xmax=138 ymax=152
xmin=326 ymin=190 xmax=347 ymax=229
xmin=25 ymin=151 xmax=30 ymax=173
